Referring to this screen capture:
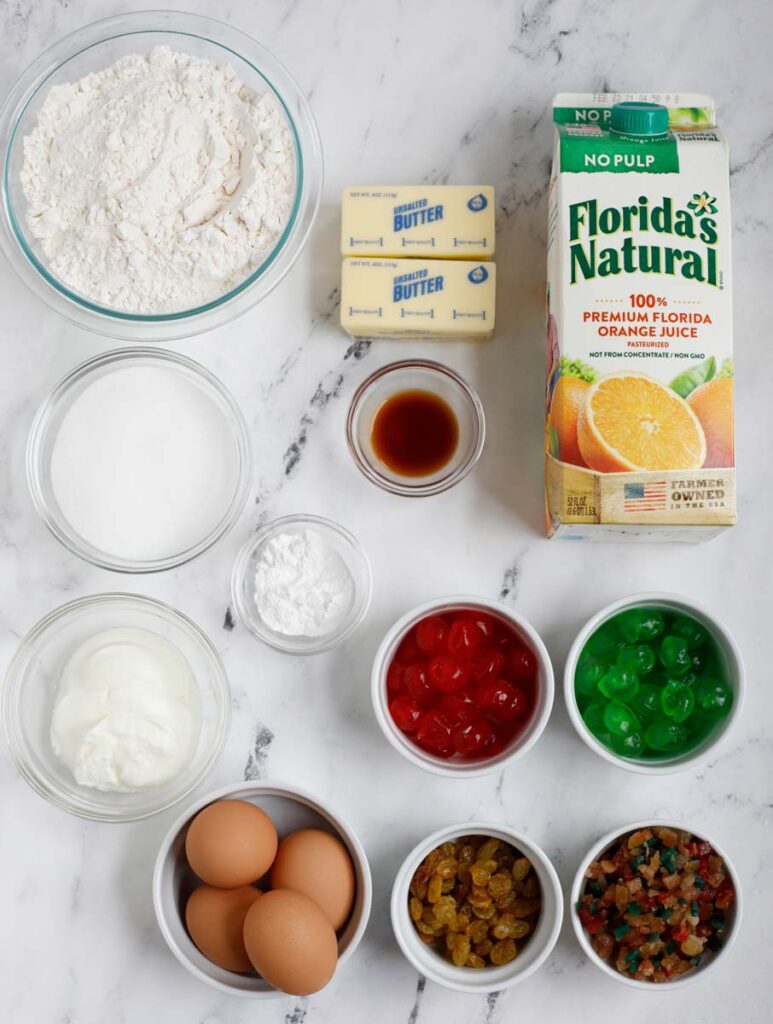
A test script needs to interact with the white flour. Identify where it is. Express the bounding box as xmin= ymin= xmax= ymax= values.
xmin=254 ymin=530 xmax=355 ymax=637
xmin=21 ymin=46 xmax=295 ymax=313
